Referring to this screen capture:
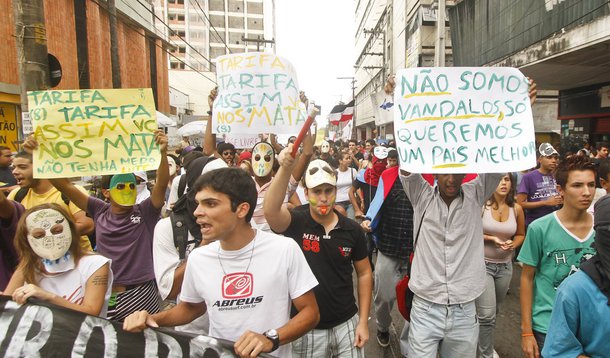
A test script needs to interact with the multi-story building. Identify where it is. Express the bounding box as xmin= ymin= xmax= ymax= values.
xmin=353 ymin=0 xmax=454 ymax=140
xmin=0 ymin=0 xmax=171 ymax=152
